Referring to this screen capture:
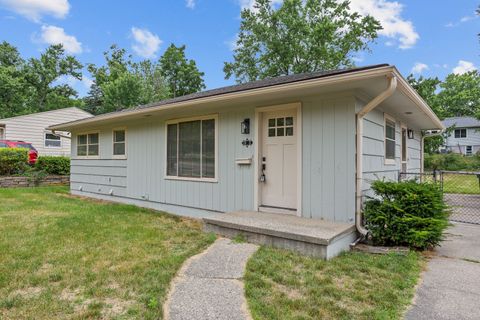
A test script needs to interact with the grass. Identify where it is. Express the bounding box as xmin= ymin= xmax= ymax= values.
xmin=442 ymin=174 xmax=480 ymax=194
xmin=244 ymin=247 xmax=424 ymax=320
xmin=0 ymin=186 xmax=215 ymax=319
